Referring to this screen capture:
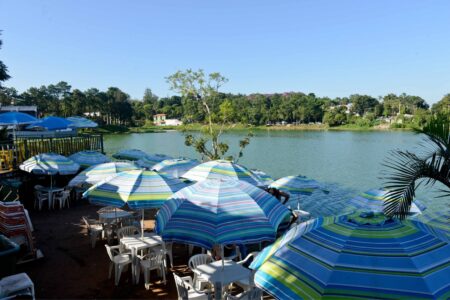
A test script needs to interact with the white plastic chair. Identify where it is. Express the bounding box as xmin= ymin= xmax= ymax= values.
xmin=0 ymin=272 xmax=35 ymax=300
xmin=53 ymin=190 xmax=71 ymax=209
xmin=116 ymin=225 xmax=140 ymax=239
xmin=224 ymin=287 xmax=263 ymax=300
xmin=173 ymin=273 xmax=209 ymax=300
xmin=34 ymin=188 xmax=49 ymax=210
xmin=188 ymin=254 xmax=213 ymax=290
xmin=234 ymin=252 xmax=260 ymax=291
xmin=138 ymin=249 xmax=167 ymax=289
xmin=105 ymin=244 xmax=132 ymax=286
xmin=82 ymin=216 xmax=103 ymax=248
